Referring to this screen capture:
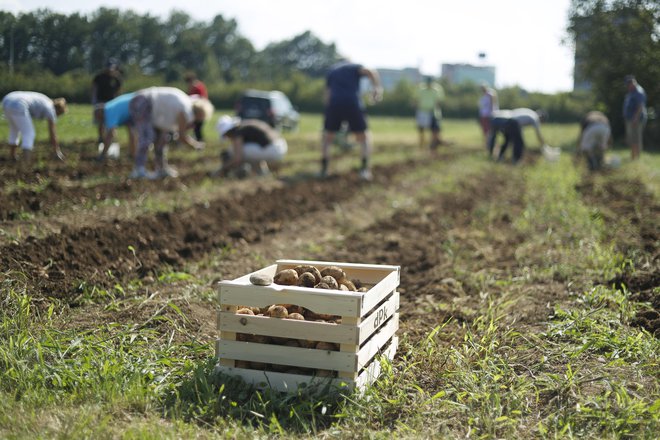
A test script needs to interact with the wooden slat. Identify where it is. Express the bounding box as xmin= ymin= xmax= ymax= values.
xmin=353 ymin=335 xmax=399 ymax=391
xmin=357 ymin=292 xmax=400 ymax=344
xmin=216 ymin=264 xmax=279 ymax=303
xmin=219 ymin=312 xmax=357 ymax=345
xmin=360 ymin=271 xmax=399 ymax=314
xmin=356 ymin=315 xmax=399 ymax=370
xmin=217 ymin=340 xmax=356 ymax=371
xmin=215 ymin=366 xmax=348 ymax=393
xmin=220 ymin=284 xmax=362 ymax=316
